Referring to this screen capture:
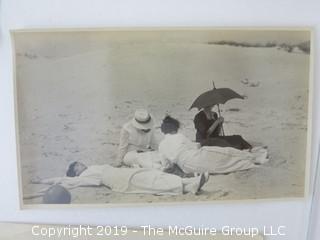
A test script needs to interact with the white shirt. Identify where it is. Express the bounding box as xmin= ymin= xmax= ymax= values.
xmin=117 ymin=121 xmax=160 ymax=162
xmin=41 ymin=164 xmax=144 ymax=192
xmin=158 ymin=133 xmax=199 ymax=164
